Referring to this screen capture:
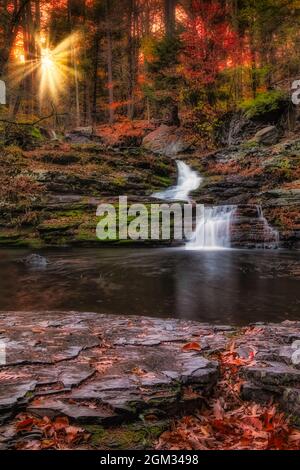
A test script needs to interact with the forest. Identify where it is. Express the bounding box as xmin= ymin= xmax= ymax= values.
xmin=1 ymin=0 xmax=300 ymax=142
xmin=0 ymin=0 xmax=300 ymax=456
